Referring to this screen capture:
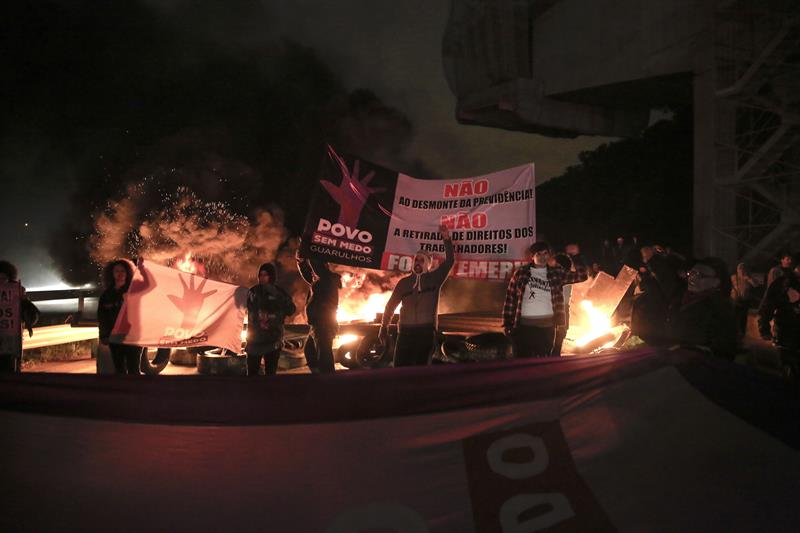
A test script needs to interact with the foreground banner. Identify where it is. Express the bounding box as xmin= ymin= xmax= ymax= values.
xmin=2 ymin=349 xmax=798 ymax=531
xmin=304 ymin=146 xmax=535 ymax=280
xmin=110 ymin=260 xmax=247 ymax=353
